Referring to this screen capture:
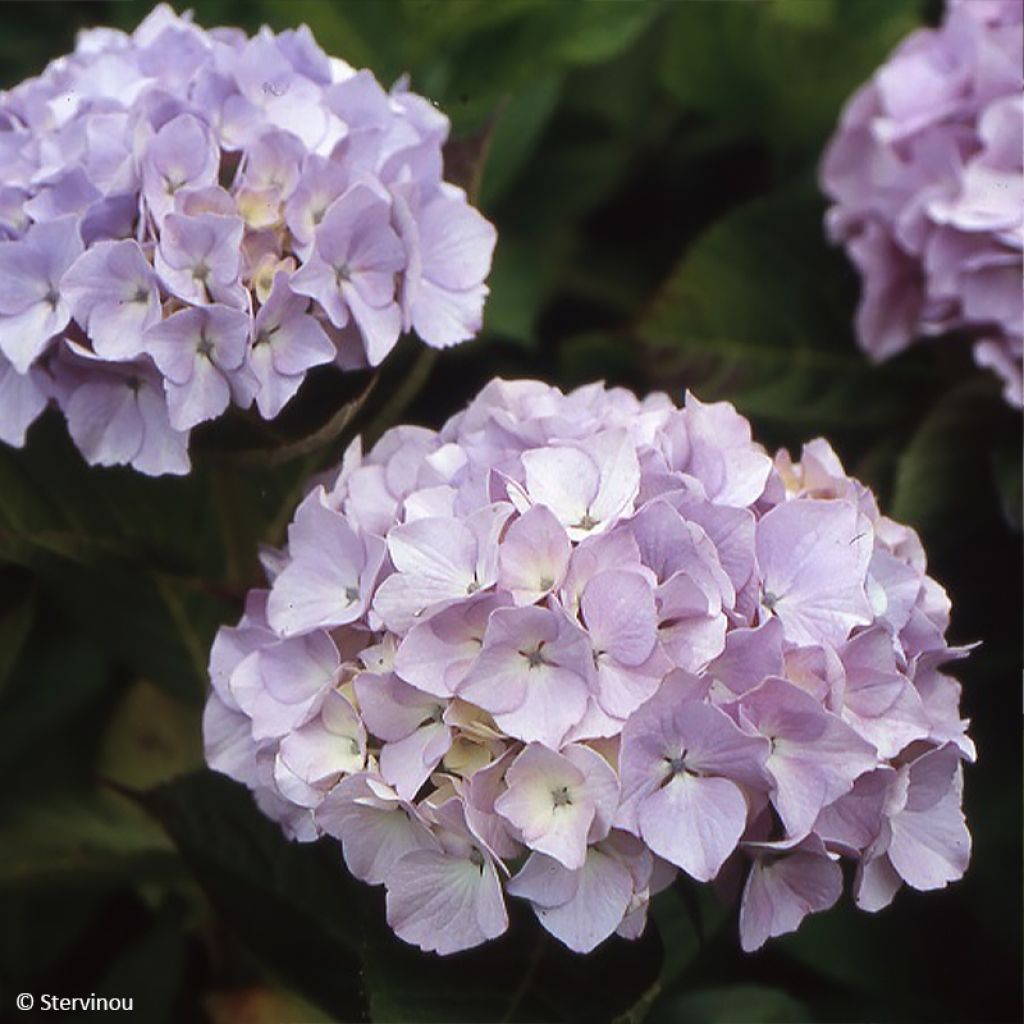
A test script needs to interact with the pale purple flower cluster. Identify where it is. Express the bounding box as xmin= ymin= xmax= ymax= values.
xmin=204 ymin=378 xmax=974 ymax=955
xmin=0 ymin=5 xmax=495 ymax=474
xmin=822 ymin=0 xmax=1023 ymax=406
